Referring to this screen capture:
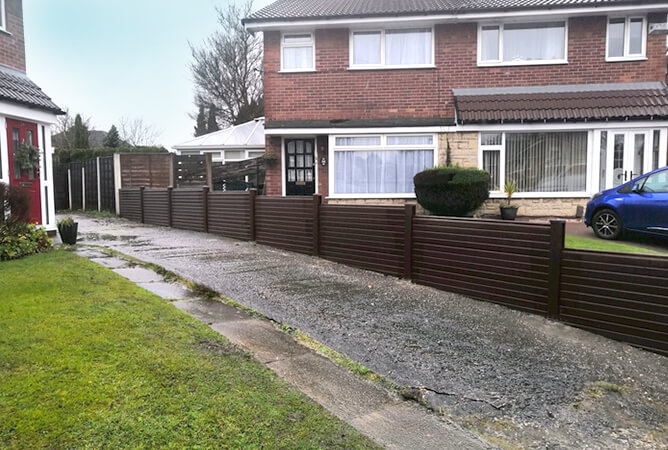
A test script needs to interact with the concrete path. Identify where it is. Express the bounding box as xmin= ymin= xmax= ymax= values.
xmin=75 ymin=247 xmax=488 ymax=450
xmin=70 ymin=214 xmax=668 ymax=449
